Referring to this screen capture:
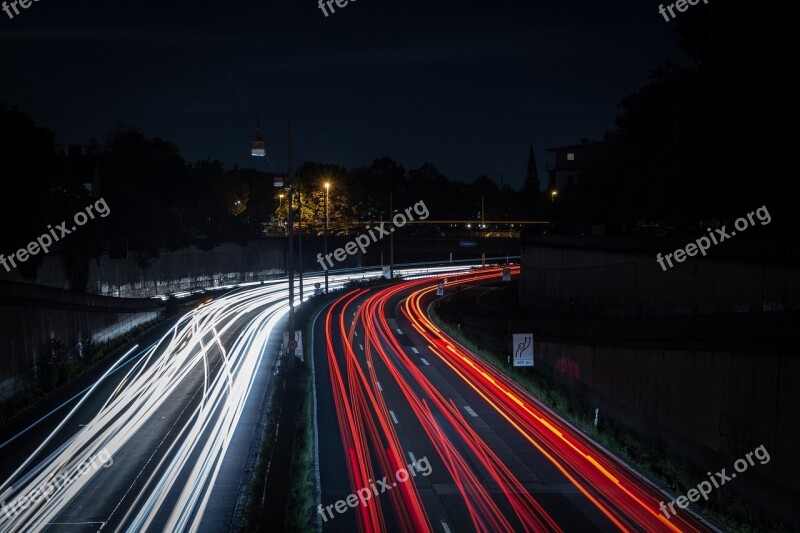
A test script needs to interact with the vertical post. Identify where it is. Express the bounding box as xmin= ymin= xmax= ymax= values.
xmin=298 ymin=190 xmax=303 ymax=302
xmin=389 ymin=192 xmax=394 ymax=279
xmin=594 ymin=408 xmax=599 ymax=430
xmin=324 ymin=184 xmax=329 ymax=294
xmin=287 ymin=120 xmax=295 ymax=348
xmin=481 ymin=195 xmax=485 ymax=231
